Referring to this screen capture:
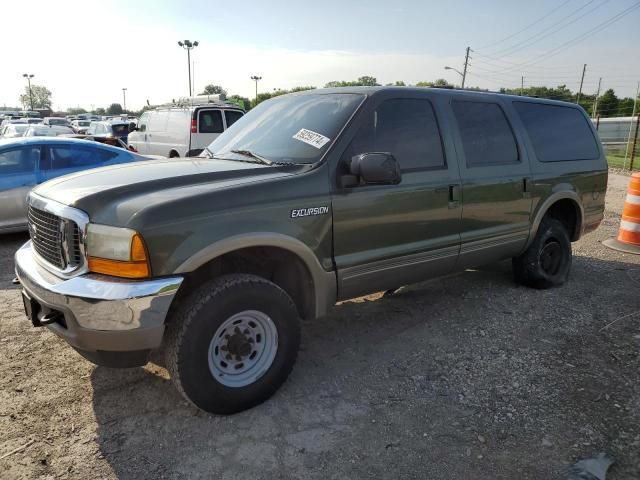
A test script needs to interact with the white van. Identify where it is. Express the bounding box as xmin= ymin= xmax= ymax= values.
xmin=128 ymin=102 xmax=244 ymax=157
